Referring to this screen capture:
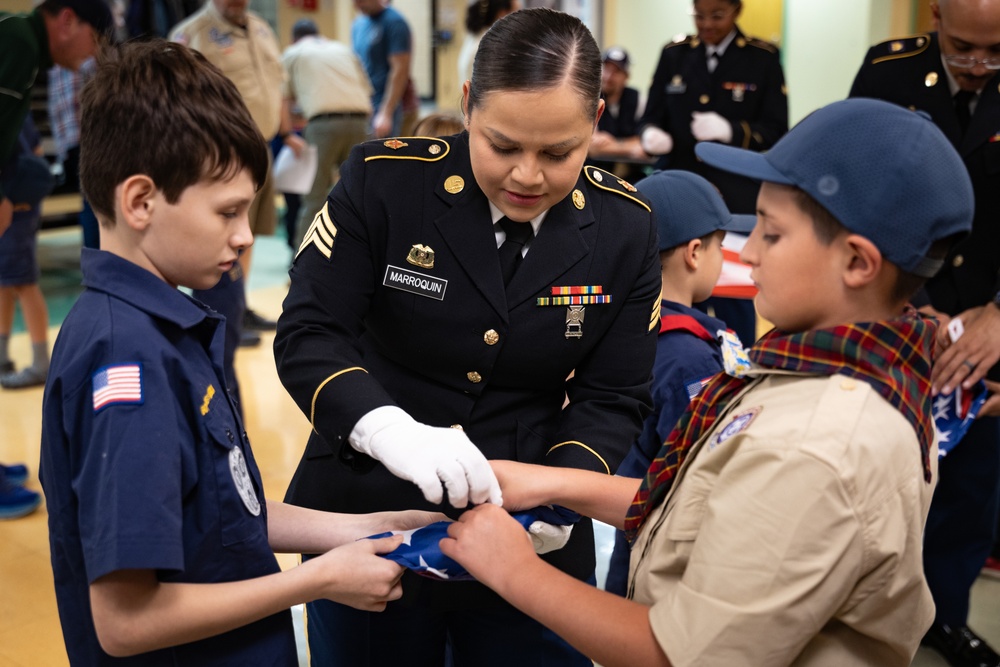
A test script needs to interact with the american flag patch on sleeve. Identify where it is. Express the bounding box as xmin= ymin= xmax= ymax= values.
xmin=685 ymin=375 xmax=714 ymax=401
xmin=92 ymin=364 xmax=143 ymax=412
